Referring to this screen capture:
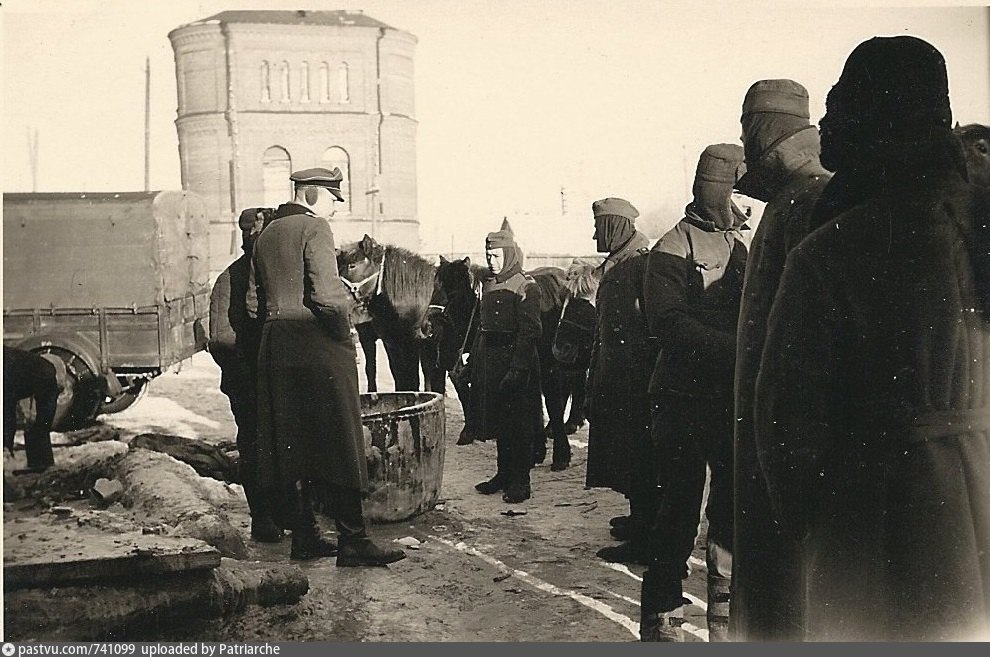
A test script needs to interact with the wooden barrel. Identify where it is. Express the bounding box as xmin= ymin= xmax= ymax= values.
xmin=360 ymin=392 xmax=446 ymax=522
